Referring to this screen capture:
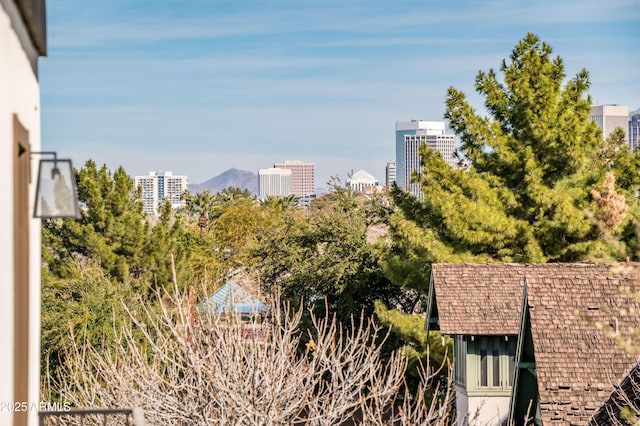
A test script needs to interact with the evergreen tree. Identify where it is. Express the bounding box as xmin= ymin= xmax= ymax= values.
xmin=255 ymin=186 xmax=406 ymax=324
xmin=384 ymin=33 xmax=640 ymax=295
xmin=375 ymin=301 xmax=451 ymax=389
xmin=41 ymin=259 xmax=127 ymax=382
xmin=42 ymin=162 xmax=193 ymax=384
xmin=181 ymin=189 xmax=216 ymax=217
